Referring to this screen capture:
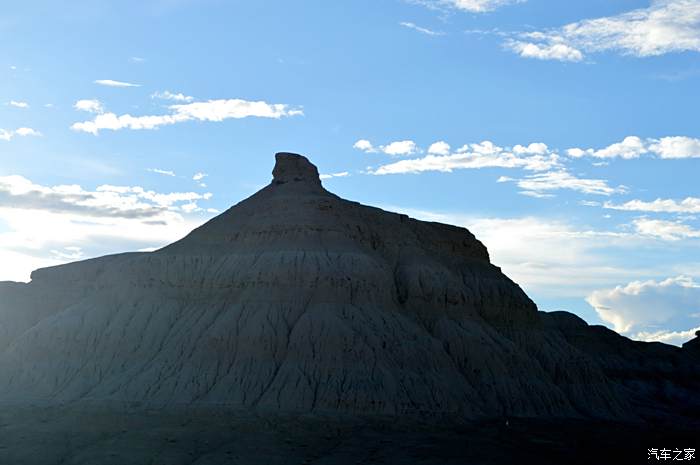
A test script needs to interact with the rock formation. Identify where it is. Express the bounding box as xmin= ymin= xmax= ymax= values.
xmin=0 ymin=153 xmax=698 ymax=422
